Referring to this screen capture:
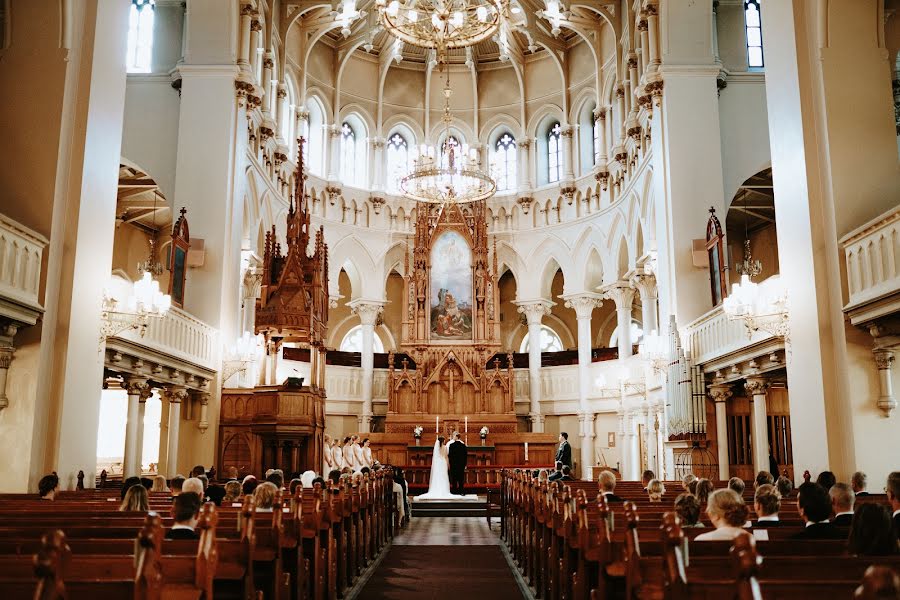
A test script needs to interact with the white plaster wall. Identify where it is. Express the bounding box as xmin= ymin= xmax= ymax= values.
xmin=718 ymin=76 xmax=770 ymax=205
